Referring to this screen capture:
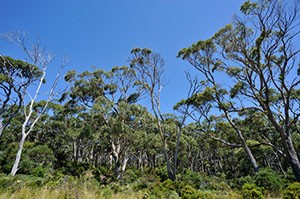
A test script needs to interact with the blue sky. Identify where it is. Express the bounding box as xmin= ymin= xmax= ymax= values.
xmin=1 ymin=0 xmax=245 ymax=114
